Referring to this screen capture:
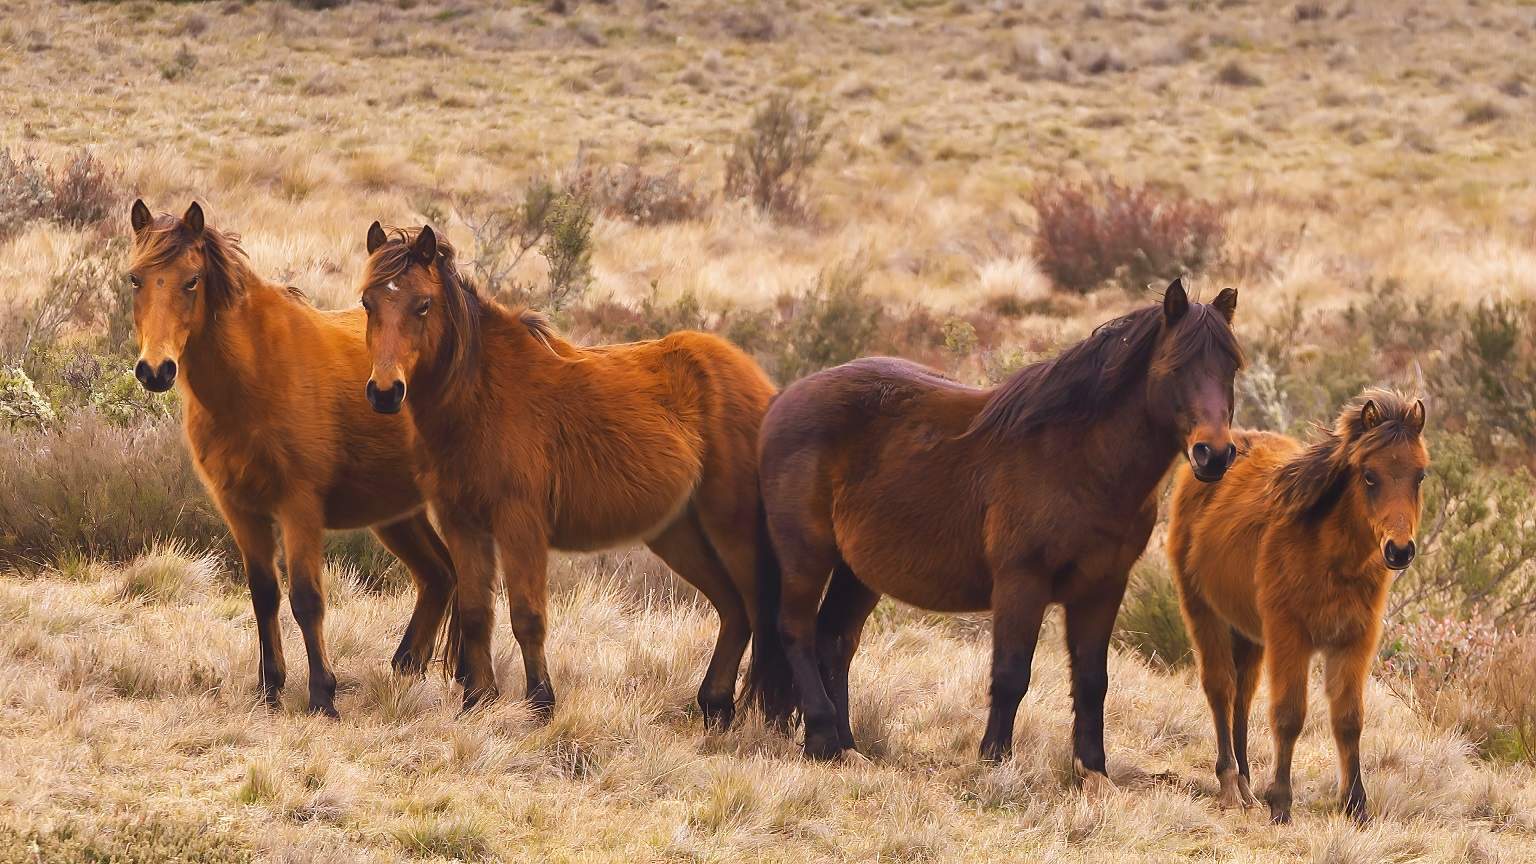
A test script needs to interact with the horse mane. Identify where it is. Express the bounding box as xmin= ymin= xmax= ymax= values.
xmin=130 ymin=213 xmax=254 ymax=312
xmin=1271 ymin=388 xmax=1423 ymax=523
xmin=965 ymin=303 xmax=1243 ymax=440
